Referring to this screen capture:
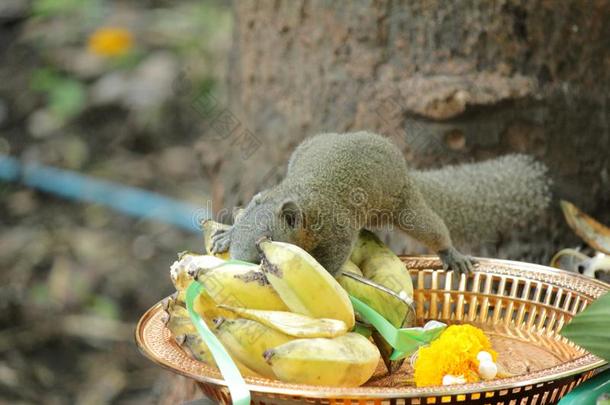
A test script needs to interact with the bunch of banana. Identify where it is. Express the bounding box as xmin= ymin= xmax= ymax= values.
xmin=340 ymin=229 xmax=415 ymax=373
xmin=164 ymin=236 xmax=386 ymax=387
xmin=264 ymin=333 xmax=380 ymax=387
xmin=257 ymin=238 xmax=355 ymax=329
